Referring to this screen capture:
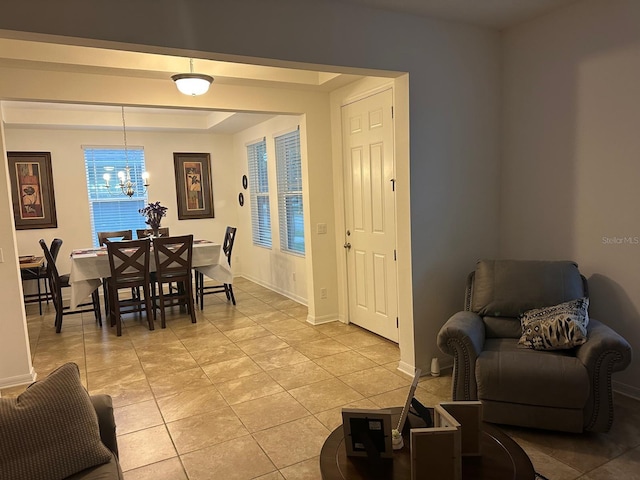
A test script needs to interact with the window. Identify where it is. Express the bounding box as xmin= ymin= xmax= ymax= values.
xmin=83 ymin=146 xmax=148 ymax=246
xmin=275 ymin=129 xmax=305 ymax=255
xmin=247 ymin=138 xmax=272 ymax=248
